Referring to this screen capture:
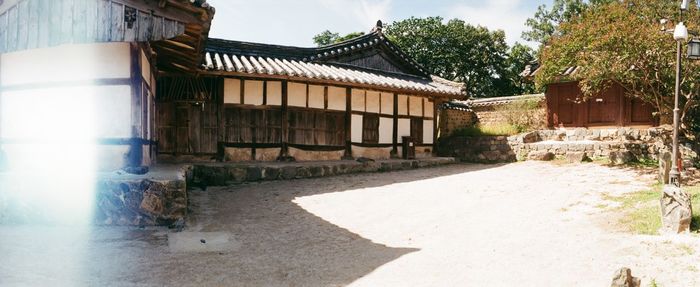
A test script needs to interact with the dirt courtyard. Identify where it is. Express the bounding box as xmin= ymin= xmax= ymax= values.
xmin=2 ymin=161 xmax=700 ymax=286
